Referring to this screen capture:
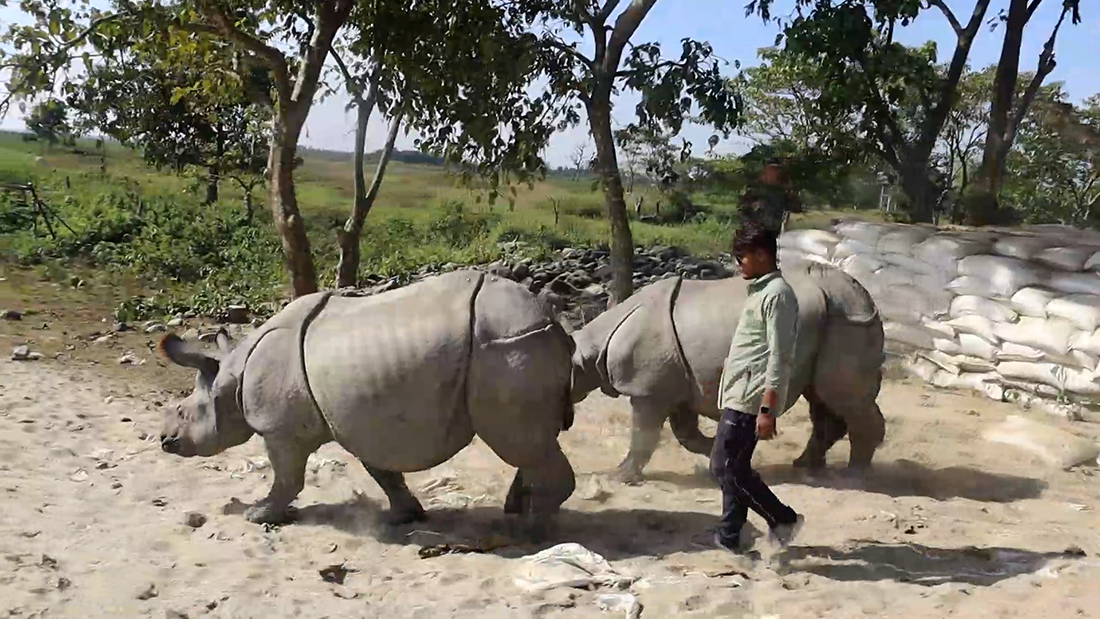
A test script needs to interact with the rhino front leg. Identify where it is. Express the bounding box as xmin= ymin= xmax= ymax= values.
xmin=364 ymin=466 xmax=426 ymax=525
xmin=245 ymin=437 xmax=315 ymax=525
xmin=615 ymin=396 xmax=670 ymax=485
